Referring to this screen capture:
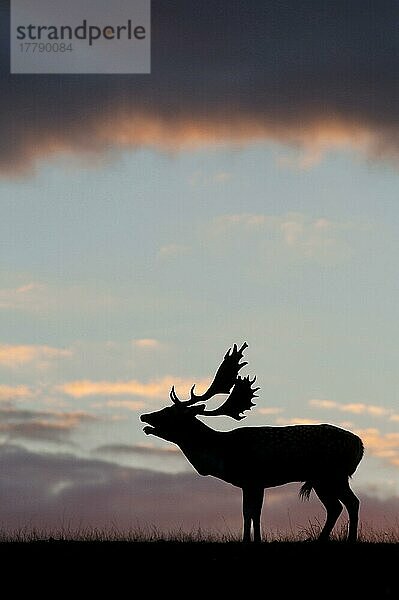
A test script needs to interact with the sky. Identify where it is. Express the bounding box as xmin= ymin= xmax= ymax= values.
xmin=0 ymin=0 xmax=399 ymax=536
